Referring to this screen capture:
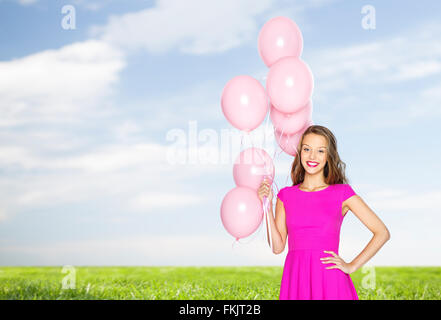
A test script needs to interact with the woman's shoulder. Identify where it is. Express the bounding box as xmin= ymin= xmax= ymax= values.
xmin=330 ymin=183 xmax=357 ymax=199
xmin=330 ymin=183 xmax=351 ymax=189
xmin=276 ymin=185 xmax=296 ymax=204
xmin=276 ymin=185 xmax=295 ymax=197
xmin=333 ymin=183 xmax=354 ymax=189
